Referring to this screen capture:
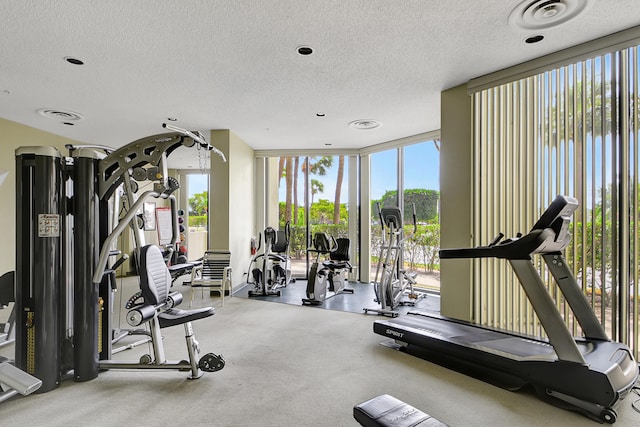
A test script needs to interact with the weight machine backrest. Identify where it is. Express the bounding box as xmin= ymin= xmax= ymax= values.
xmin=139 ymin=245 xmax=172 ymax=306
